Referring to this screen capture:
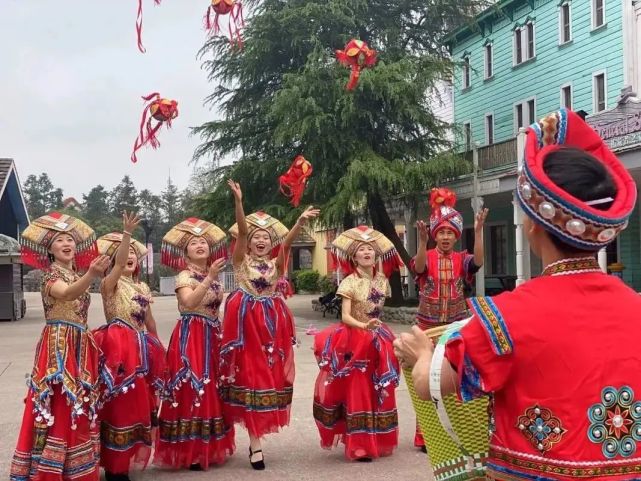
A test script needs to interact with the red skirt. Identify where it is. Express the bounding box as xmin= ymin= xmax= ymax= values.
xmin=219 ymin=290 xmax=296 ymax=438
xmin=313 ymin=322 xmax=400 ymax=460
xmin=93 ymin=320 xmax=166 ymax=474
xmin=155 ymin=314 xmax=235 ymax=469
xmin=10 ymin=320 xmax=101 ymax=481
